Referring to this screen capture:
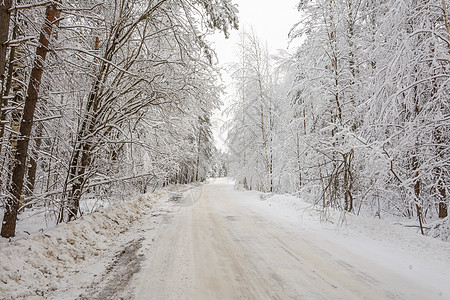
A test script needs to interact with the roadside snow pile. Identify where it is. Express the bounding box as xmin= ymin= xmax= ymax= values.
xmin=257 ymin=192 xmax=450 ymax=243
xmin=0 ymin=190 xmax=167 ymax=299
xmin=241 ymin=189 xmax=450 ymax=297
xmin=256 ymin=193 xmax=326 ymax=224
xmin=427 ymin=217 xmax=450 ymax=242
xmin=253 ymin=192 xmax=450 ymax=271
